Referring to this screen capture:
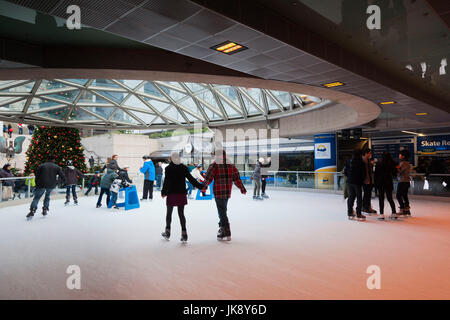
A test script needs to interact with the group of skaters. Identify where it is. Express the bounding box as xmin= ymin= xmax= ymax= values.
xmin=23 ymin=150 xmax=248 ymax=243
xmin=344 ymin=148 xmax=412 ymax=221
xmin=2 ymin=123 xmax=34 ymax=137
